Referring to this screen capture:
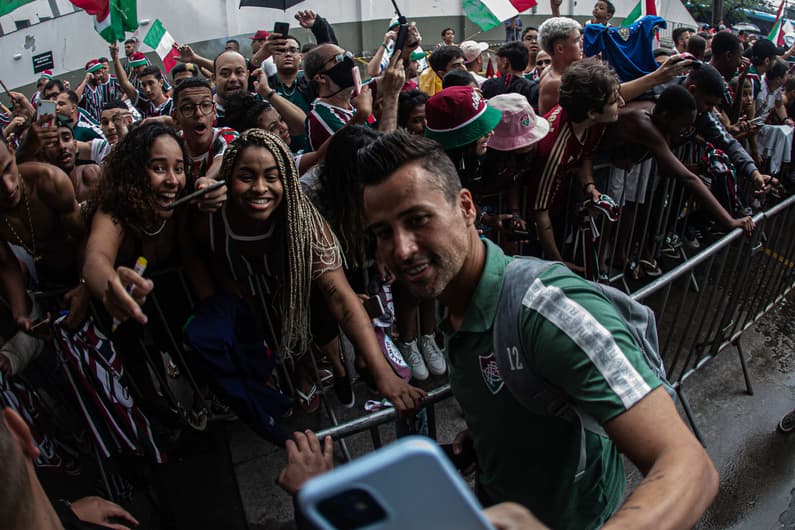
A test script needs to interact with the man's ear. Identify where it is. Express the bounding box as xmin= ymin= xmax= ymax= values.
xmin=459 ymin=188 xmax=477 ymax=224
xmin=2 ymin=408 xmax=39 ymax=460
